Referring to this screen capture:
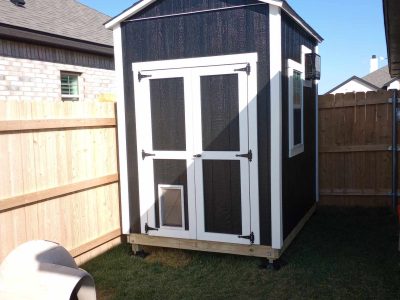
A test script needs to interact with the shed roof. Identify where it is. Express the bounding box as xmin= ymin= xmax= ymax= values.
xmin=0 ymin=0 xmax=113 ymax=47
xmin=105 ymin=0 xmax=323 ymax=43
